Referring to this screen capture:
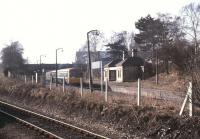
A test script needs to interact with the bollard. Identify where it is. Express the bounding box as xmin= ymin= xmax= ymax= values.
xmin=80 ymin=78 xmax=83 ymax=97
xmin=105 ymin=78 xmax=108 ymax=102
xmin=137 ymin=78 xmax=141 ymax=106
